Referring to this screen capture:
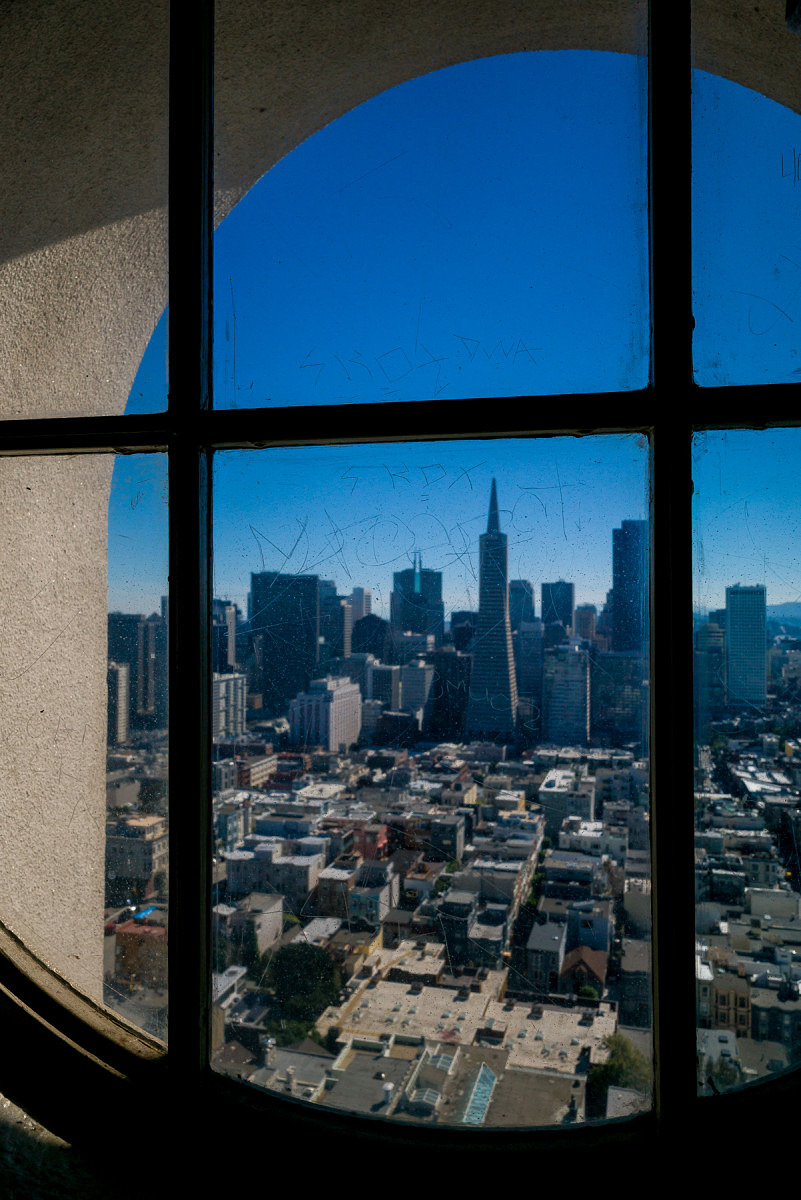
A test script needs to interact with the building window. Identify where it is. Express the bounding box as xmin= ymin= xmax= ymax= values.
xmin=2 ymin=0 xmax=801 ymax=1167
